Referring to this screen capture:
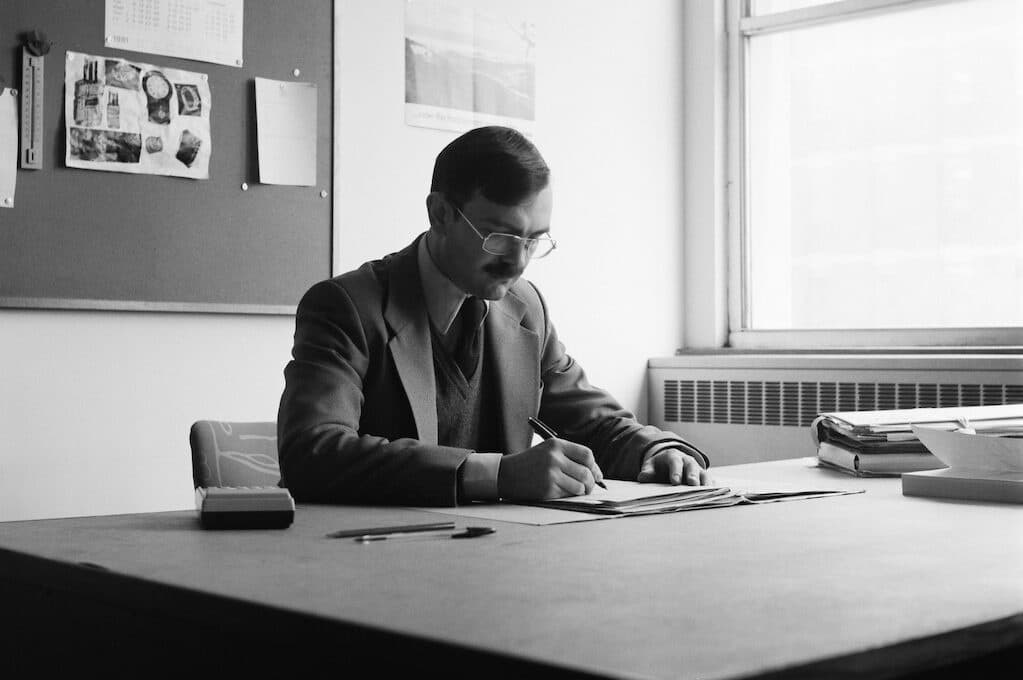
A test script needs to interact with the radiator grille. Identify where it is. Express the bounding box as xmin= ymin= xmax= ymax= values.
xmin=662 ymin=380 xmax=1023 ymax=426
